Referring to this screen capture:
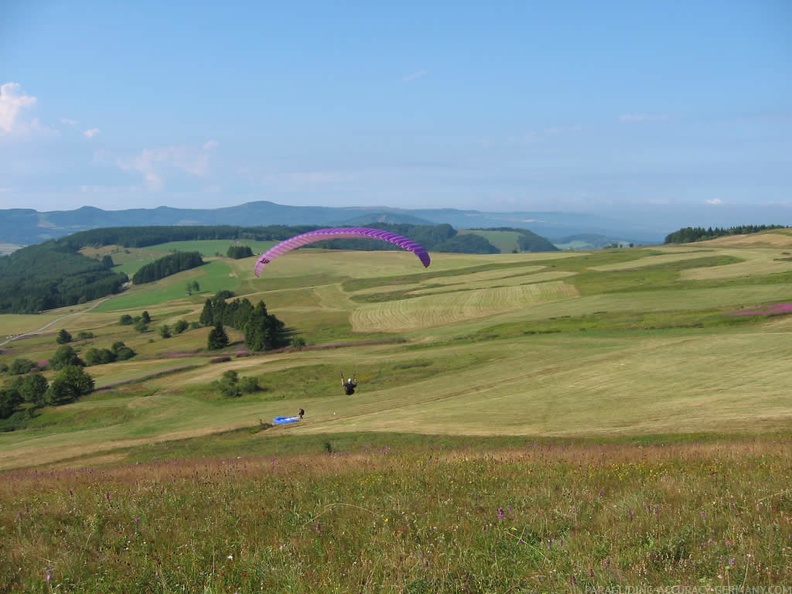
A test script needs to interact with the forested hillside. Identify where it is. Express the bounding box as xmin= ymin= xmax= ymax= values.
xmin=664 ymin=225 xmax=786 ymax=244
xmin=0 ymin=241 xmax=128 ymax=313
